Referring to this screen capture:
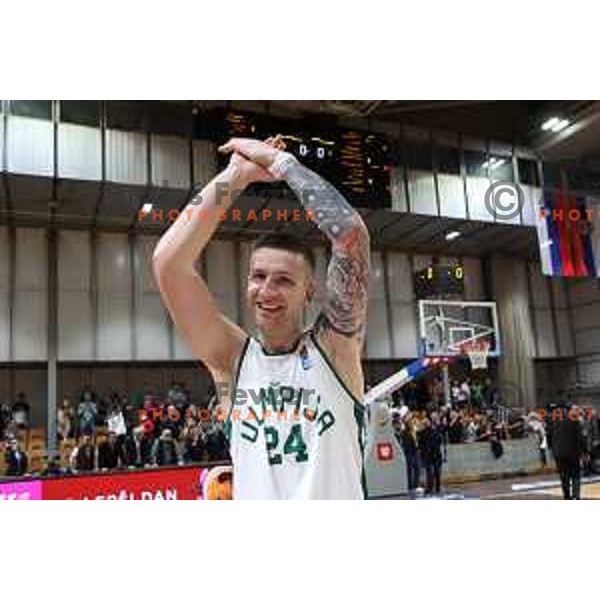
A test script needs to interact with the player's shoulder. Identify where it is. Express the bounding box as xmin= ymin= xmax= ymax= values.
xmin=311 ymin=315 xmax=363 ymax=361
xmin=310 ymin=323 xmax=364 ymax=402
